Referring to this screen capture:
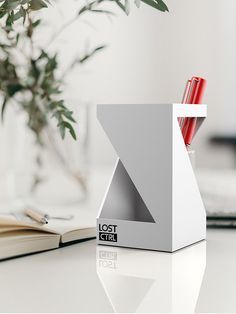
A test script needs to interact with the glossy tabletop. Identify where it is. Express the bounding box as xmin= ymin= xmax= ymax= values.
xmin=0 ymin=228 xmax=236 ymax=313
